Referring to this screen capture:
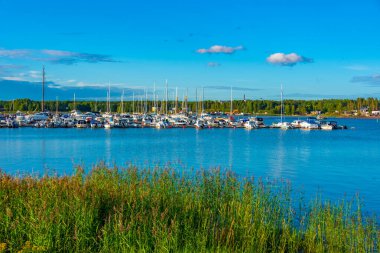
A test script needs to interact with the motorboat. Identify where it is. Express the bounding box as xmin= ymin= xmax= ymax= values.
xmin=76 ymin=120 xmax=88 ymax=128
xmin=244 ymin=121 xmax=258 ymax=129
